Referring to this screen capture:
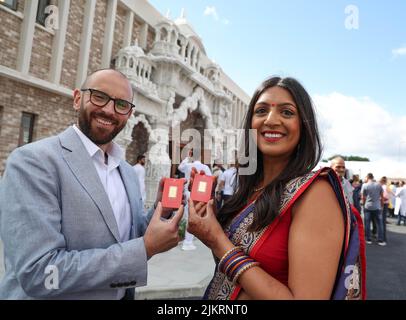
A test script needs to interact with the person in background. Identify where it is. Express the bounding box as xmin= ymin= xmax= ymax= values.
xmin=133 ymin=155 xmax=146 ymax=204
xmin=388 ymin=181 xmax=397 ymax=218
xmin=178 ymin=149 xmax=212 ymax=251
xmin=380 ymin=176 xmax=393 ymax=242
xmin=361 ymin=173 xmax=385 ymax=246
xmin=218 ymin=163 xmax=238 ymax=204
xmin=330 ymin=156 xmax=354 ymax=205
xmin=212 ymin=162 xmax=225 ymax=211
xmin=351 ymin=174 xmax=362 ymax=214
xmin=396 ymin=181 xmax=406 ymax=226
